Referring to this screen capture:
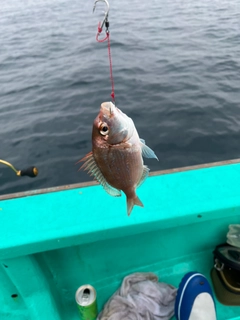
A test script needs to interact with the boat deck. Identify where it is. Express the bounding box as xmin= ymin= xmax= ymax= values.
xmin=1 ymin=159 xmax=240 ymax=319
